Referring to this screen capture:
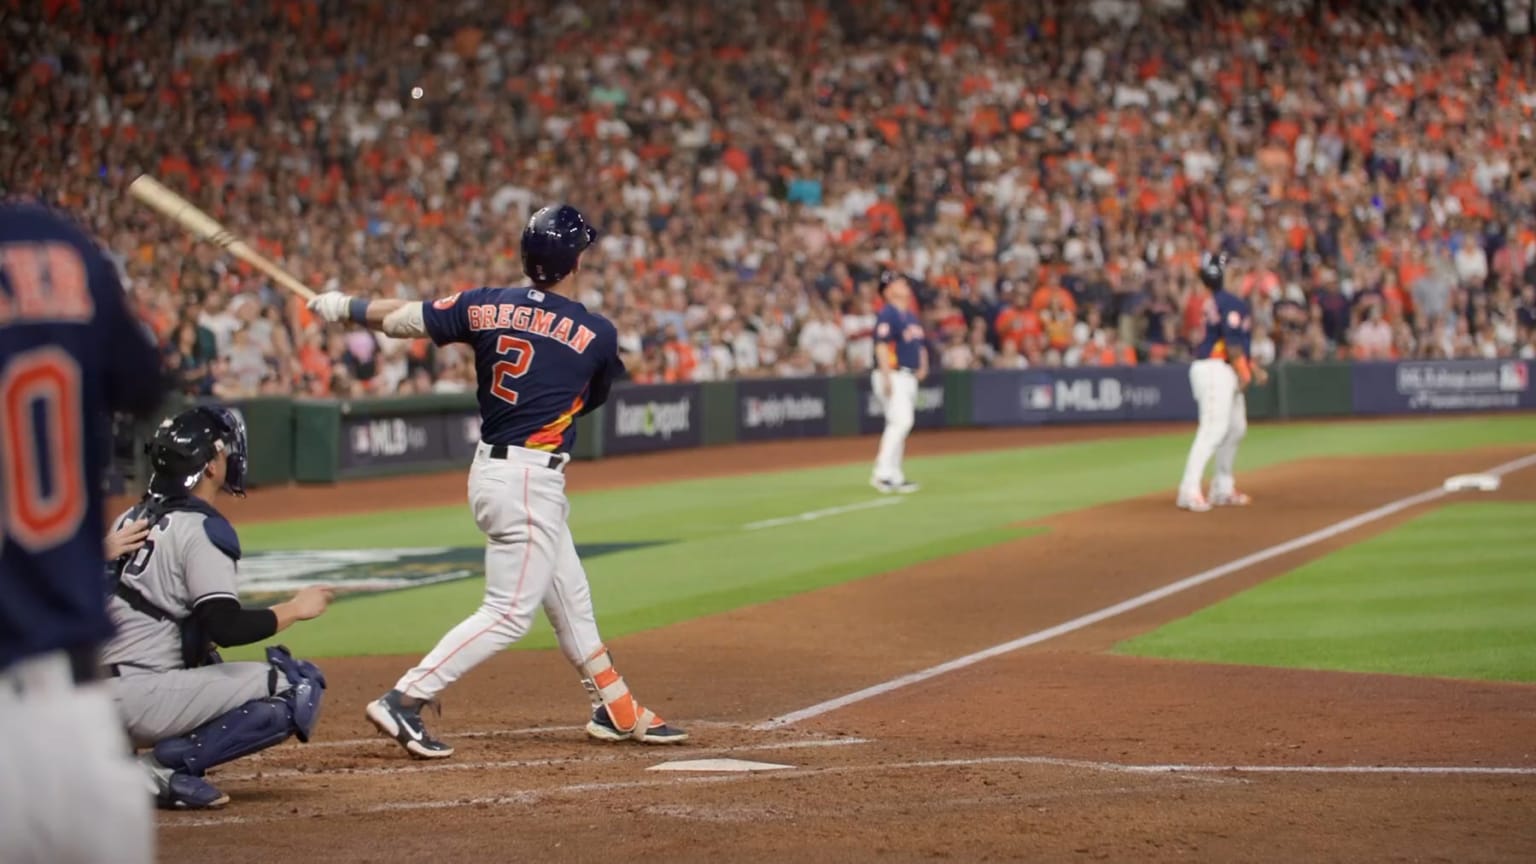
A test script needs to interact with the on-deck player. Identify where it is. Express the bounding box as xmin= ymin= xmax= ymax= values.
xmin=306 ymin=203 xmax=686 ymax=758
xmin=0 ymin=201 xmax=165 ymax=863
xmin=870 ymin=271 xmax=926 ymax=494
xmin=1177 ymin=252 xmax=1267 ymax=512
